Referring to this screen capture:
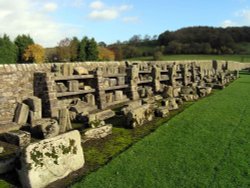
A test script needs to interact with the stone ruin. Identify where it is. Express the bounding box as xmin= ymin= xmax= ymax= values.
xmin=0 ymin=60 xmax=240 ymax=187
